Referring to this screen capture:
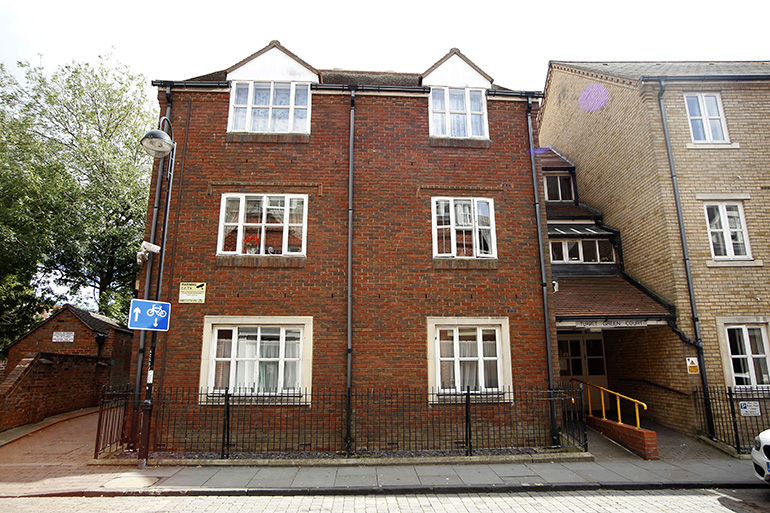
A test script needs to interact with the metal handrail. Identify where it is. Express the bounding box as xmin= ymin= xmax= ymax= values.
xmin=570 ymin=378 xmax=648 ymax=429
